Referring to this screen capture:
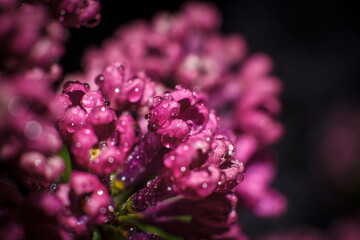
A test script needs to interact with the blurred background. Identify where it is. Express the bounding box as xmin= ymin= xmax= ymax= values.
xmin=61 ymin=0 xmax=360 ymax=238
